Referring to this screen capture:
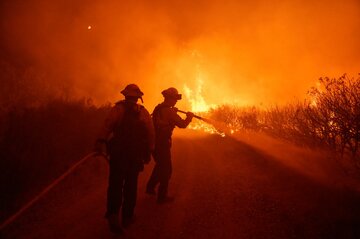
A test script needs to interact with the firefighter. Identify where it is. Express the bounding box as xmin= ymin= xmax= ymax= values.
xmin=95 ymin=84 xmax=155 ymax=234
xmin=146 ymin=87 xmax=194 ymax=204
